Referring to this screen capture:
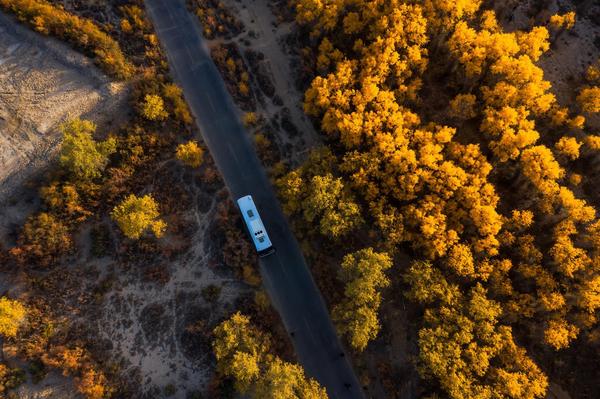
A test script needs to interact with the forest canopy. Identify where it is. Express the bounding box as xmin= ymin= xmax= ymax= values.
xmin=288 ymin=0 xmax=600 ymax=397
